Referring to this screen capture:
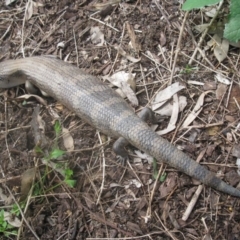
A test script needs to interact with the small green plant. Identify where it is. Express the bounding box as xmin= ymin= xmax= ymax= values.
xmin=64 ymin=169 xmax=76 ymax=188
xmin=10 ymin=202 xmax=25 ymax=217
xmin=180 ymin=65 xmax=197 ymax=74
xmin=182 ymin=0 xmax=240 ymax=42
xmin=37 ymin=120 xmax=76 ymax=188
xmin=0 ymin=210 xmax=17 ymax=236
